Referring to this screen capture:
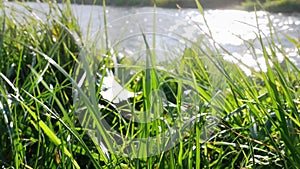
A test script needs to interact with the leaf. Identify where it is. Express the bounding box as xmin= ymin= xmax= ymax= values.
xmin=195 ymin=0 xmax=204 ymax=15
